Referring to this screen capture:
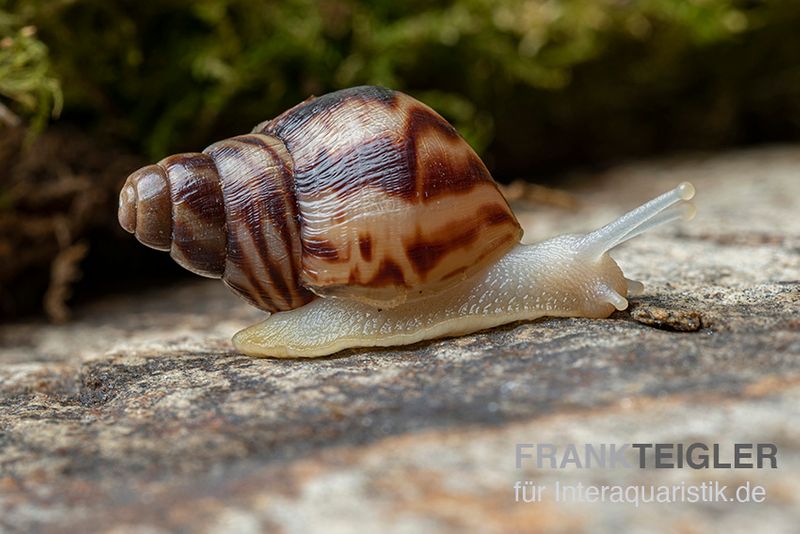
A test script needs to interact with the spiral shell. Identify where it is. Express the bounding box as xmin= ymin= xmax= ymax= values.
xmin=119 ymin=86 xmax=522 ymax=312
